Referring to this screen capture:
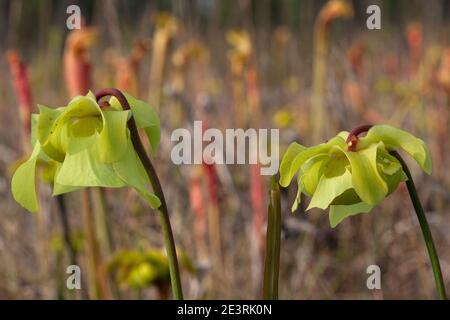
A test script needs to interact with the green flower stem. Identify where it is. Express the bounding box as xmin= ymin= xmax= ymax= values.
xmin=56 ymin=195 xmax=88 ymax=299
xmin=55 ymin=195 xmax=78 ymax=270
xmin=95 ymin=88 xmax=183 ymax=300
xmin=81 ymin=189 xmax=106 ymax=299
xmin=392 ymin=151 xmax=447 ymax=300
xmin=263 ymin=176 xmax=281 ymax=300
